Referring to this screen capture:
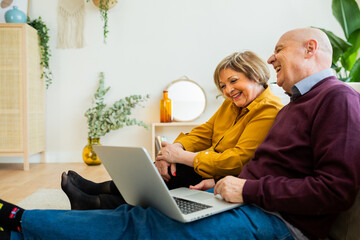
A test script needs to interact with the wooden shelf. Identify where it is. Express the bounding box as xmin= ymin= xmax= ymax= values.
xmin=151 ymin=122 xmax=200 ymax=161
